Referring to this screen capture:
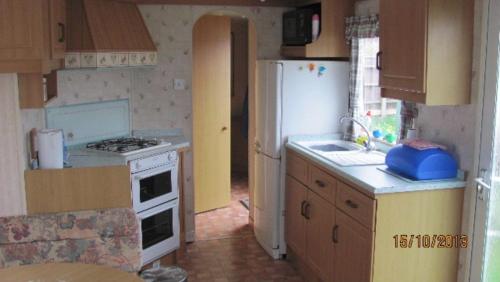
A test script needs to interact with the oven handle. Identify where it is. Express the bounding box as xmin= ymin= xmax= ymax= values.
xmin=137 ymin=198 xmax=179 ymax=219
xmin=132 ymin=162 xmax=178 ymax=181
